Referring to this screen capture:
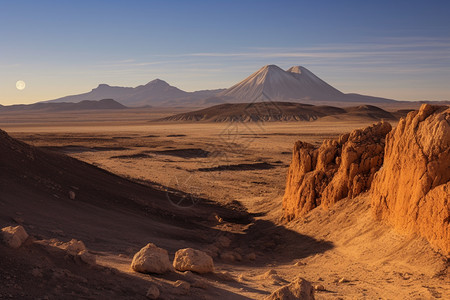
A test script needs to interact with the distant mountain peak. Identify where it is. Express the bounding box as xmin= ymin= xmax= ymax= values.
xmin=95 ymin=83 xmax=111 ymax=89
xmin=145 ymin=78 xmax=169 ymax=86
xmin=220 ymin=64 xmax=344 ymax=101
